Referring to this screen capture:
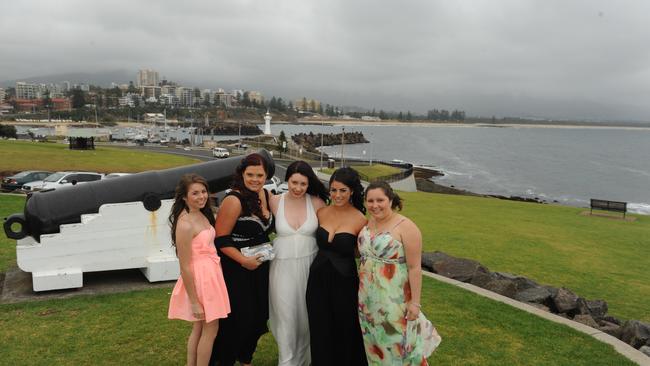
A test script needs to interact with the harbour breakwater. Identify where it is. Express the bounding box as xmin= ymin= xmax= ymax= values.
xmin=291 ymin=131 xmax=368 ymax=153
